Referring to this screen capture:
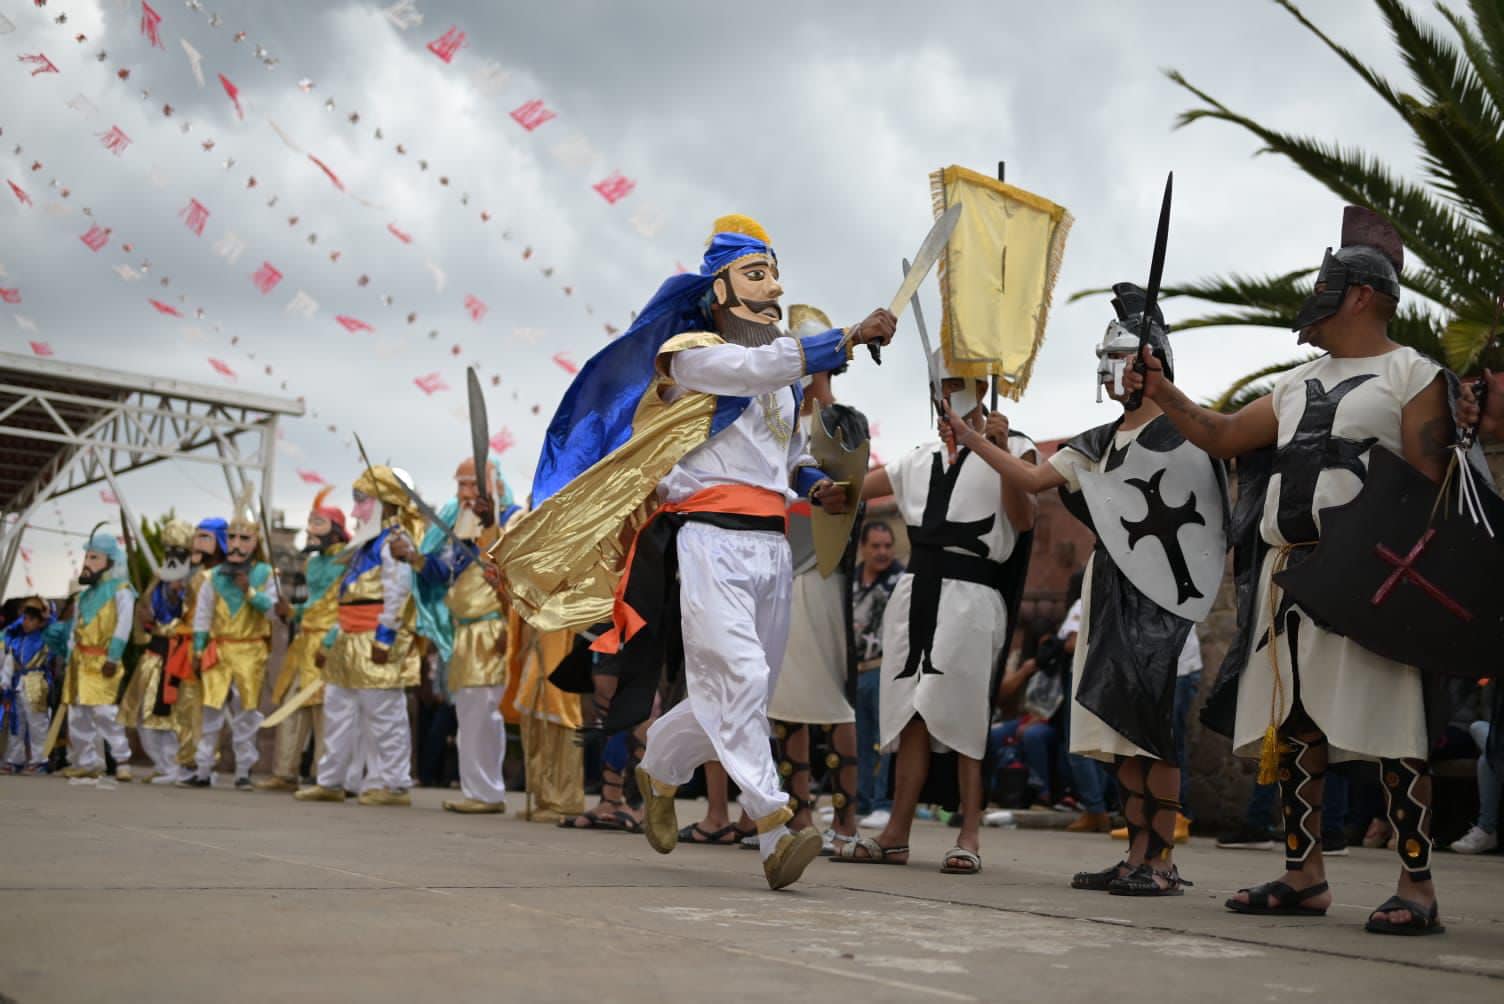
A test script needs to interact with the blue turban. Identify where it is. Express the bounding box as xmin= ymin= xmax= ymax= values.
xmin=196 ymin=517 xmax=228 ymax=555
xmin=530 ymin=230 xmax=775 ymax=504
xmin=85 ymin=533 xmax=123 ymax=563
